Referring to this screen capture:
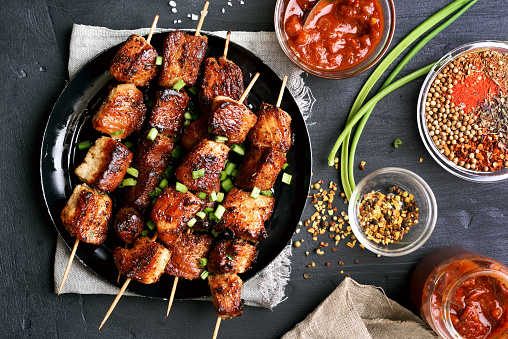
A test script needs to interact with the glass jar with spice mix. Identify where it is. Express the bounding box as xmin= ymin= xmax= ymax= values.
xmin=410 ymin=247 xmax=508 ymax=339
